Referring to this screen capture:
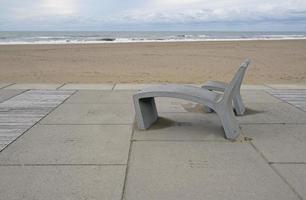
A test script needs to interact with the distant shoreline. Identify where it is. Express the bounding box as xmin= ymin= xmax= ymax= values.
xmin=1 ymin=37 xmax=306 ymax=45
xmin=0 ymin=40 xmax=305 ymax=84
xmin=1 ymin=31 xmax=306 ymax=45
